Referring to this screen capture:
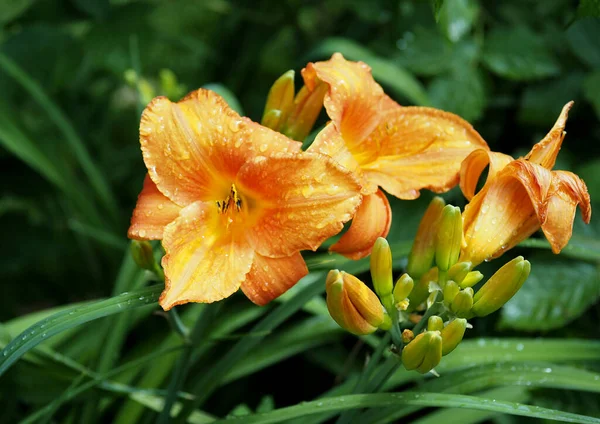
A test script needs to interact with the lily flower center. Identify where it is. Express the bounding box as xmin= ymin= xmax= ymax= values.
xmin=214 ymin=183 xmax=261 ymax=232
